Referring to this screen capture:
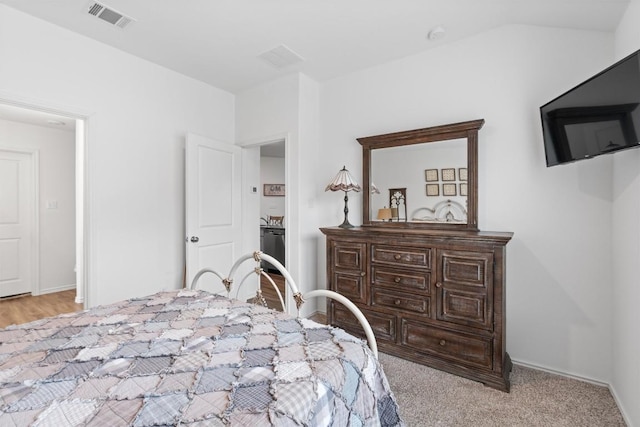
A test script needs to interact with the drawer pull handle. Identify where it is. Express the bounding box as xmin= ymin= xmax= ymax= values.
xmin=360 ymin=272 xmax=366 ymax=277
xmin=439 ymin=340 xmax=446 ymax=346
xmin=436 ymin=282 xmax=442 ymax=288
xmin=394 ymin=254 xmax=401 ymax=260
xmin=394 ymin=299 xmax=401 ymax=305
xmin=394 ymin=277 xmax=401 ymax=283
